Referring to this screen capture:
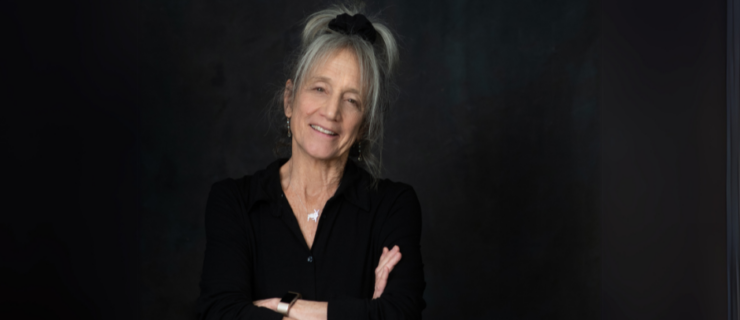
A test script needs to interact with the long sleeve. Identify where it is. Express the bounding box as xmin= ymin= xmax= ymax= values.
xmin=327 ymin=185 xmax=427 ymax=320
xmin=196 ymin=180 xmax=283 ymax=320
